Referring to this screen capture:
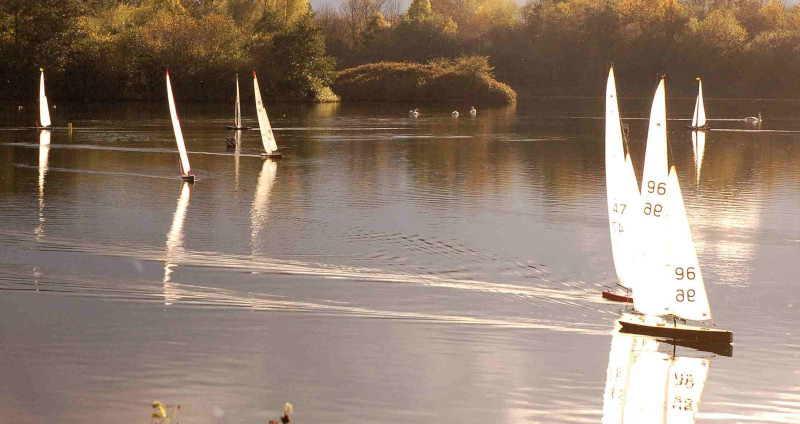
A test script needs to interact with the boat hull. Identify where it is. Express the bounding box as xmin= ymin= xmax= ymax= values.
xmin=602 ymin=290 xmax=633 ymax=303
xmin=687 ymin=124 xmax=710 ymax=130
xmin=226 ymin=126 xmax=251 ymax=130
xmin=181 ymin=173 xmax=195 ymax=183
xmin=261 ymin=152 xmax=283 ymax=159
xmin=619 ymin=314 xmax=732 ymax=344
